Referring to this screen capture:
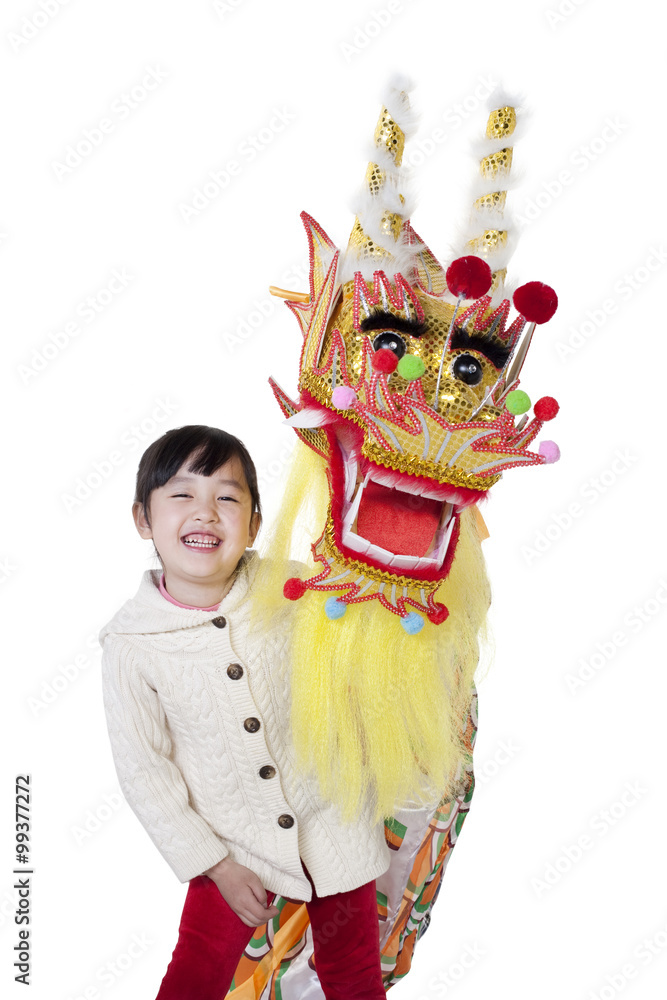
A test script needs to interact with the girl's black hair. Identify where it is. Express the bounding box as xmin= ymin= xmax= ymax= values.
xmin=134 ymin=425 xmax=261 ymax=528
